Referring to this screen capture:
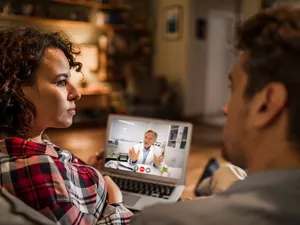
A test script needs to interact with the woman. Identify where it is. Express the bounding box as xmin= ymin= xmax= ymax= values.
xmin=0 ymin=27 xmax=133 ymax=224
